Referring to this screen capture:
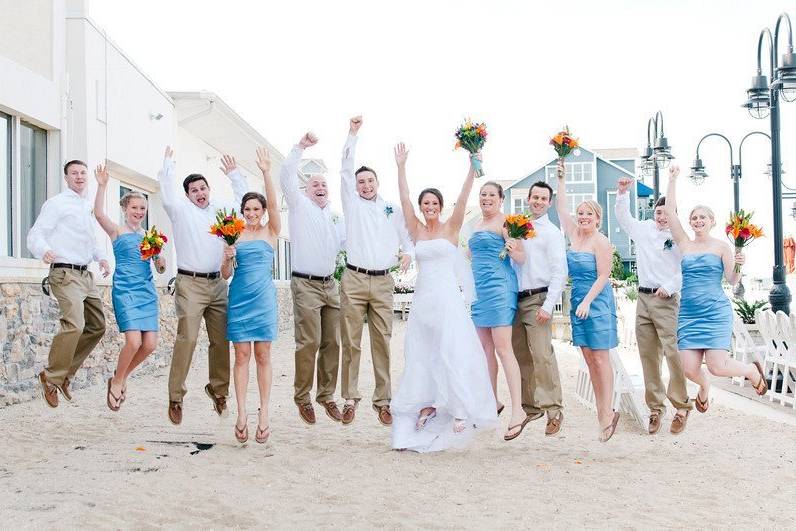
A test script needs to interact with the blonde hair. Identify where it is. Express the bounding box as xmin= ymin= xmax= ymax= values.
xmin=576 ymin=200 xmax=603 ymax=229
xmin=689 ymin=204 xmax=716 ymax=228
xmin=120 ymin=191 xmax=147 ymax=209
